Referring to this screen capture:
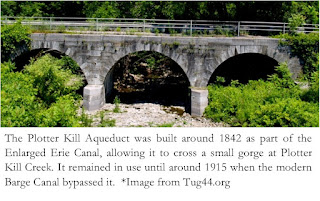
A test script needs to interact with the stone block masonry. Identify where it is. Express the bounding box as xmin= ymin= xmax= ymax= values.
xmin=83 ymin=85 xmax=105 ymax=111
xmin=191 ymin=89 xmax=209 ymax=117
xmin=30 ymin=33 xmax=302 ymax=116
